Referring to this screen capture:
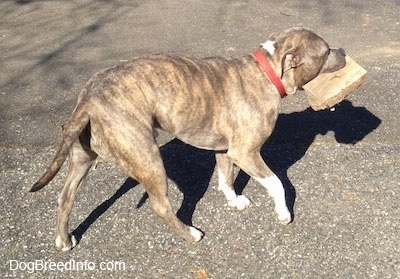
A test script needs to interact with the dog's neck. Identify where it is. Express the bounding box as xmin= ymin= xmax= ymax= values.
xmin=252 ymin=49 xmax=287 ymax=98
